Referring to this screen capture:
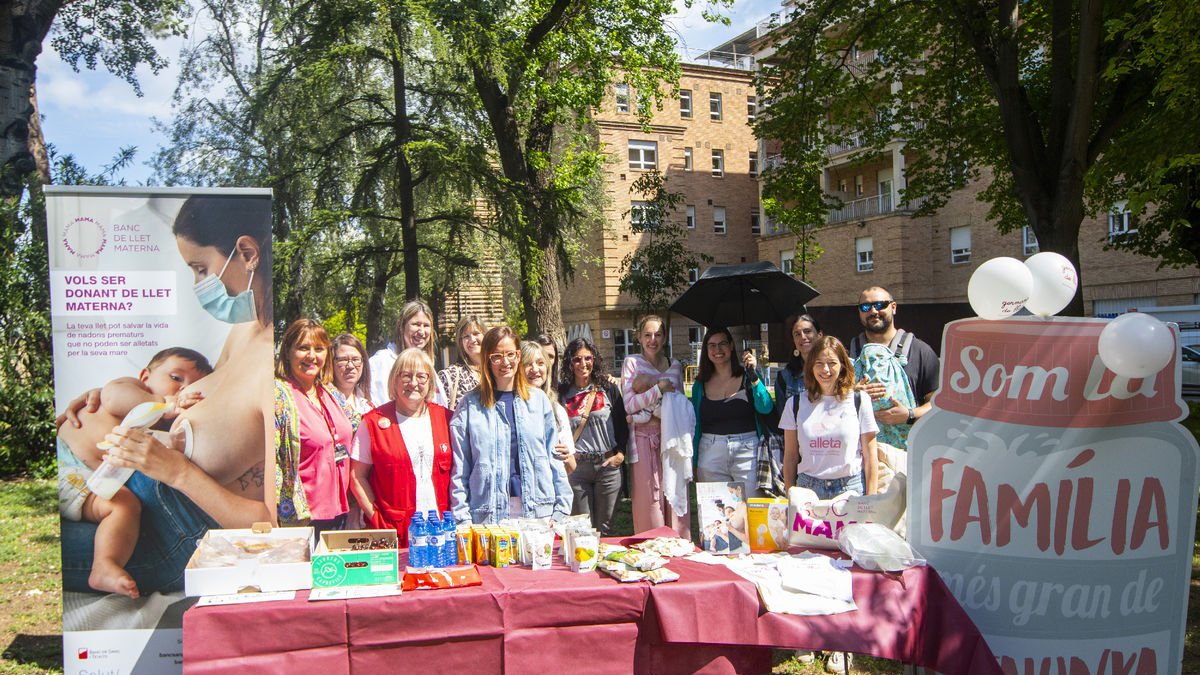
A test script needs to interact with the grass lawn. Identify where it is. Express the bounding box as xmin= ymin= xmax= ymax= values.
xmin=2 ymin=477 xmax=1197 ymax=674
